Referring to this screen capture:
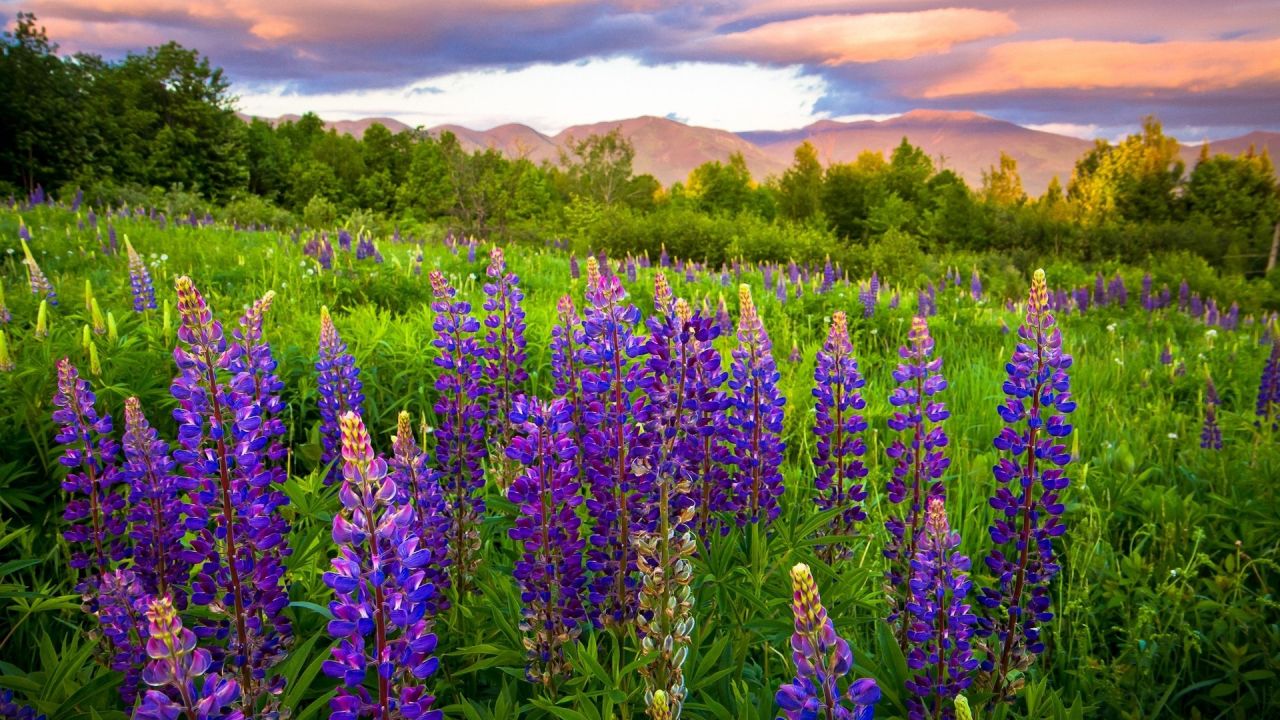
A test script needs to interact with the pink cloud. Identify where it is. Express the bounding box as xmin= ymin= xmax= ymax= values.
xmin=710 ymin=8 xmax=1017 ymax=65
xmin=923 ymin=38 xmax=1280 ymax=97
